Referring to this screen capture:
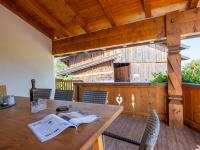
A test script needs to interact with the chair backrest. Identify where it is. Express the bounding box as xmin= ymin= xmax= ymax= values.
xmin=54 ymin=90 xmax=73 ymax=101
xmin=0 ymin=85 xmax=7 ymax=96
xmin=33 ymin=88 xmax=52 ymax=100
xmin=82 ymin=90 xmax=108 ymax=104
xmin=139 ymin=110 xmax=160 ymax=150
